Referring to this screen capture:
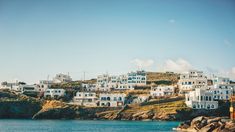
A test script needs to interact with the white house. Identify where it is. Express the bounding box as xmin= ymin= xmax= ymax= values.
xmin=19 ymin=85 xmax=38 ymax=94
xmin=44 ymin=88 xmax=65 ymax=98
xmin=150 ymin=85 xmax=175 ymax=97
xmin=209 ymin=87 xmax=232 ymax=100
xmin=127 ymin=70 xmax=147 ymax=86
xmin=99 ymin=93 xmax=126 ymax=107
xmin=130 ymin=94 xmax=150 ymax=104
xmin=81 ymin=83 xmax=96 ymax=91
xmin=178 ymin=70 xmax=207 ymax=94
xmin=36 ymin=80 xmax=53 ymax=92
xmin=185 ymin=88 xmax=218 ymax=109
xmin=212 ymin=76 xmax=230 ymax=85
xmin=96 ymin=74 xmax=111 ymax=91
xmin=0 ymin=80 xmax=23 ymax=91
xmin=96 ymin=70 xmax=146 ymax=91
xmin=73 ymin=92 xmax=98 ymax=107
xmin=53 ymin=73 xmax=72 ymax=83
